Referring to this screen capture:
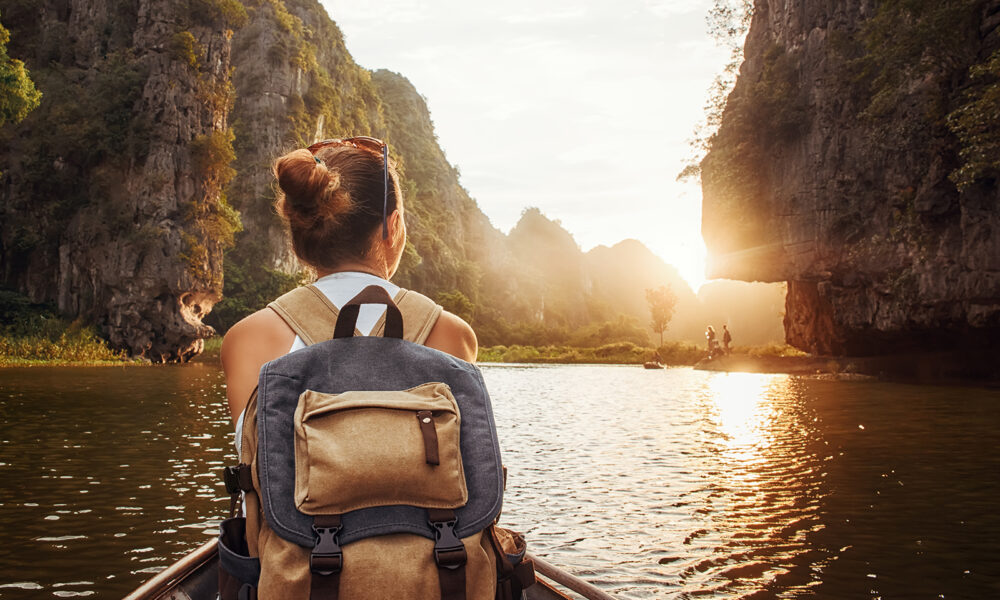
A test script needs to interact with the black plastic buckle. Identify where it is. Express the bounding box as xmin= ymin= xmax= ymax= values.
xmin=310 ymin=523 xmax=343 ymax=576
xmin=223 ymin=465 xmax=241 ymax=495
xmin=430 ymin=517 xmax=467 ymax=570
